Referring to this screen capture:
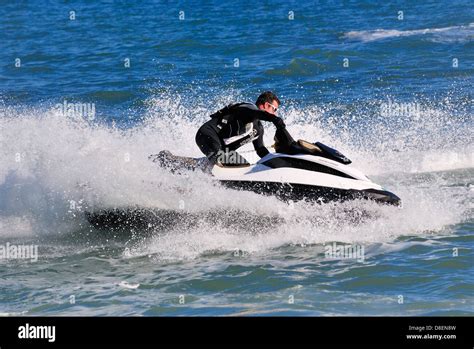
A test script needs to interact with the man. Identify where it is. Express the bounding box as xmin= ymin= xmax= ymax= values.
xmin=195 ymin=91 xmax=286 ymax=166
